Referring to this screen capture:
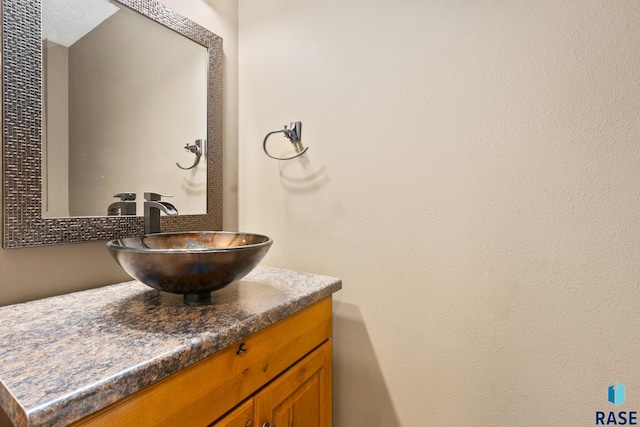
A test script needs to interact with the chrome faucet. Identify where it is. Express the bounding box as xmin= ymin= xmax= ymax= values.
xmin=144 ymin=192 xmax=178 ymax=234
xmin=107 ymin=192 xmax=137 ymax=216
